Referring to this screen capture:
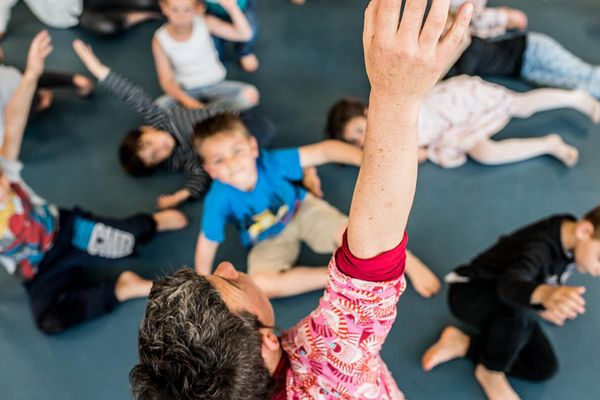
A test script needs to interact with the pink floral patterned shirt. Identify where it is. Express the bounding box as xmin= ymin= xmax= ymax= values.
xmin=277 ymin=233 xmax=408 ymax=399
